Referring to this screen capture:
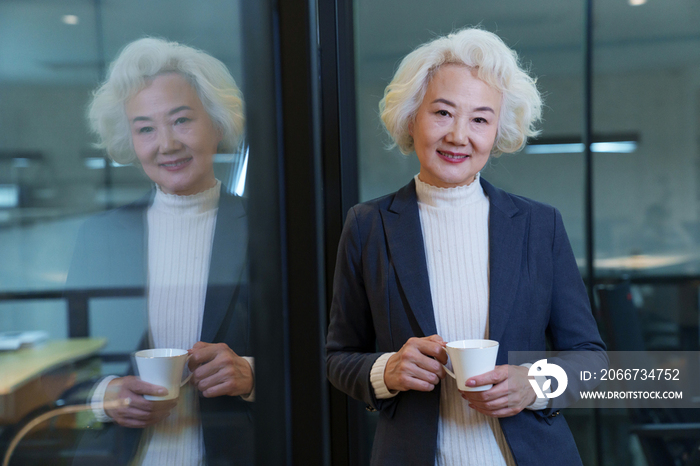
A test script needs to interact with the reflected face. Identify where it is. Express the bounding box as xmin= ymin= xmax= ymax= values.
xmin=126 ymin=73 xmax=221 ymax=196
xmin=410 ymin=64 xmax=502 ymax=188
